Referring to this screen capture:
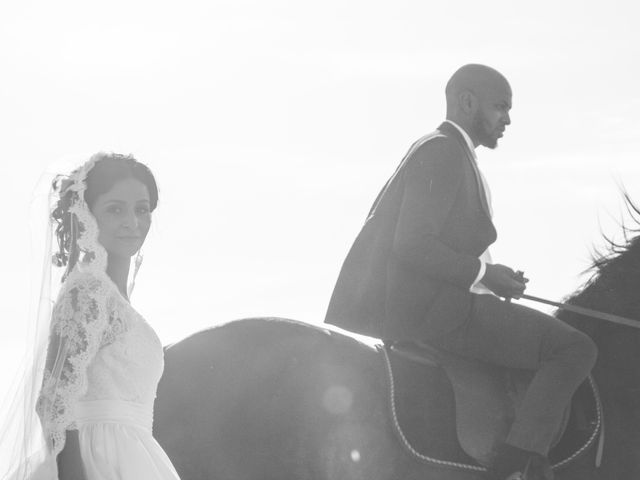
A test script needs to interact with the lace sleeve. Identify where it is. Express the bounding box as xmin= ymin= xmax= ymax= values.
xmin=36 ymin=271 xmax=112 ymax=456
